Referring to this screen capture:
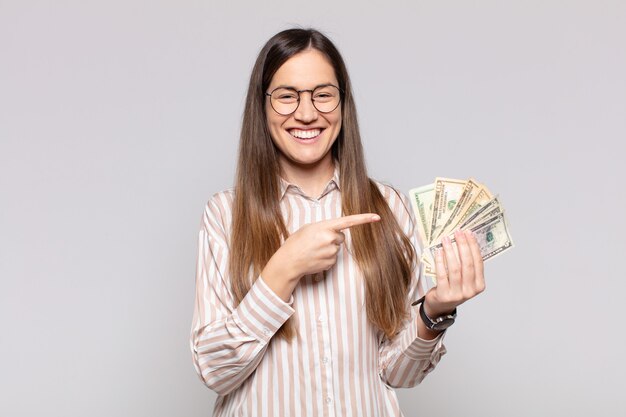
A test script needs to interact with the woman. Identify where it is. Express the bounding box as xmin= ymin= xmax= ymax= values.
xmin=190 ymin=28 xmax=485 ymax=416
